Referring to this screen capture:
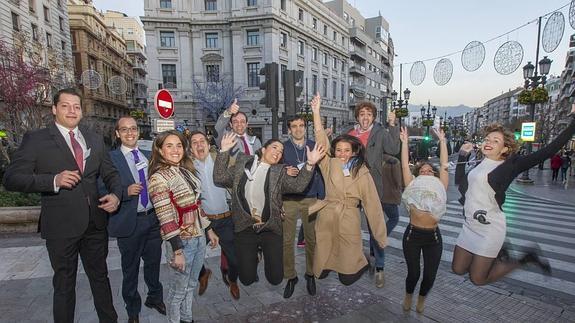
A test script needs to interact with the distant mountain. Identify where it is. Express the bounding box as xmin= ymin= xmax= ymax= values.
xmin=406 ymin=104 xmax=475 ymax=118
